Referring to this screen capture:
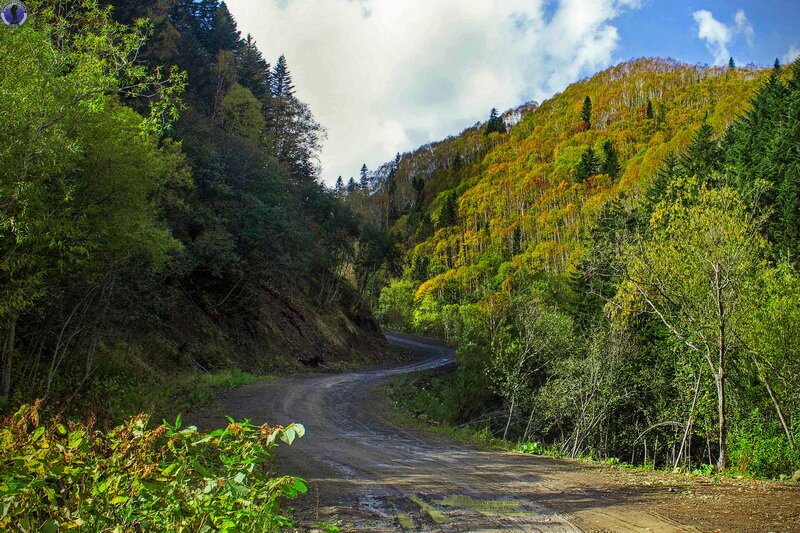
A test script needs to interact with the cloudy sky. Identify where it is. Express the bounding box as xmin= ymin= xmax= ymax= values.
xmin=224 ymin=0 xmax=800 ymax=184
